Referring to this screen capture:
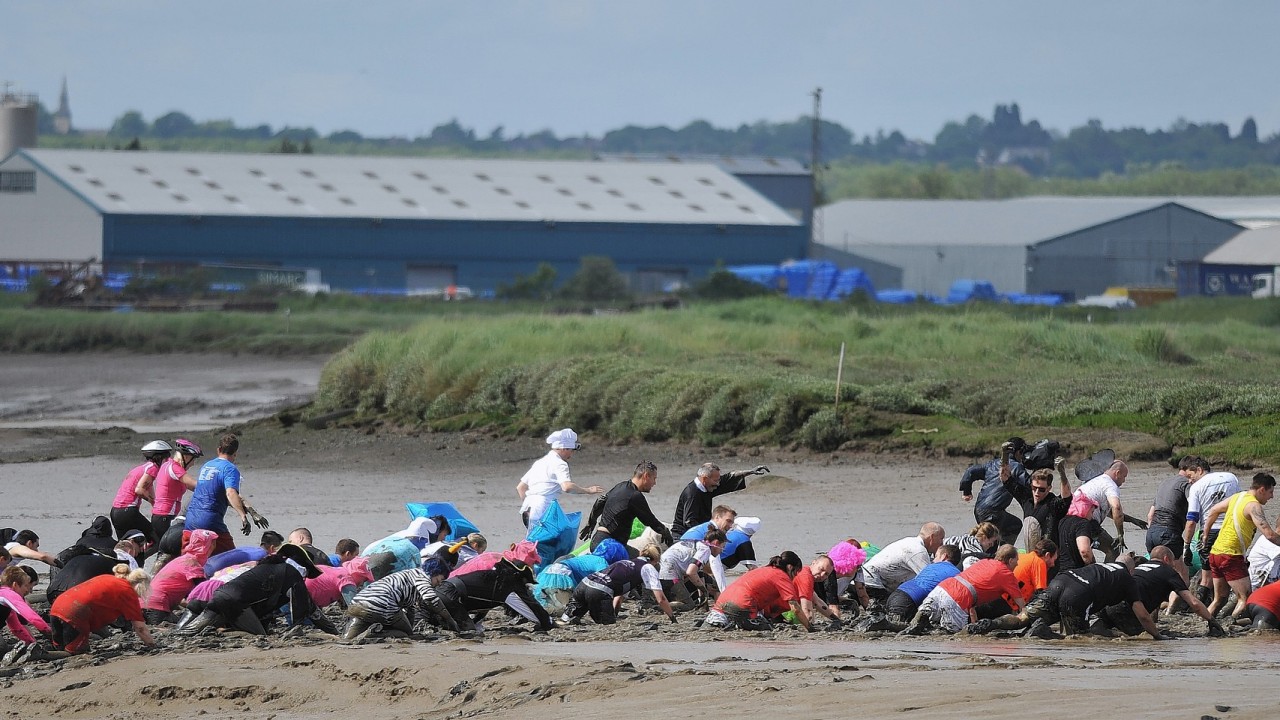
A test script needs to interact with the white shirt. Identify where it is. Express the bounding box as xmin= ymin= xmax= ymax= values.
xmin=519 ymin=450 xmax=571 ymax=519
xmin=1078 ymin=474 xmax=1121 ymax=525
xmin=659 ymin=540 xmax=712 ymax=581
xmin=1187 ymin=472 xmax=1242 ymax=531
xmin=862 ymin=536 xmax=930 ymax=591
xmin=1248 ymin=535 xmax=1280 ymax=590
